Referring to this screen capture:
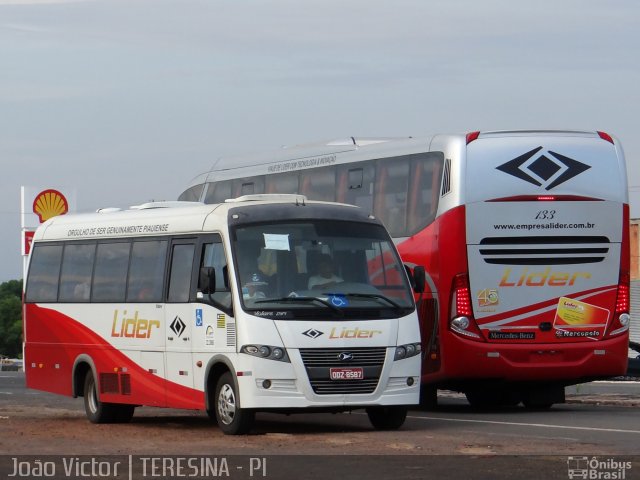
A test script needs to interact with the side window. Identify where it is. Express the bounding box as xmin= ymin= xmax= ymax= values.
xmin=178 ymin=184 xmax=204 ymax=202
xmin=204 ymin=181 xmax=232 ymax=204
xmin=349 ymin=168 xmax=363 ymax=189
xmin=92 ymin=242 xmax=131 ymax=302
xmin=265 ymin=172 xmax=299 ymax=194
xmin=59 ymin=243 xmax=96 ymax=302
xmin=232 ymin=176 xmax=265 ymax=197
xmin=168 ymin=243 xmax=196 ymax=303
xmin=299 ymin=166 xmax=336 ymax=201
xmin=407 ymin=152 xmax=445 ymax=234
xmin=126 ymin=240 xmax=168 ymax=302
xmin=198 ymin=241 xmax=232 ymax=312
xmin=337 ymin=162 xmax=375 ymax=210
xmin=25 ymin=244 xmax=63 ymax=303
xmin=374 ymin=158 xmax=410 ymax=237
